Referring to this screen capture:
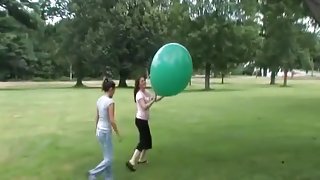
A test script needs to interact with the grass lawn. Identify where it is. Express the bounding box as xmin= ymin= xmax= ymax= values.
xmin=0 ymin=77 xmax=320 ymax=180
